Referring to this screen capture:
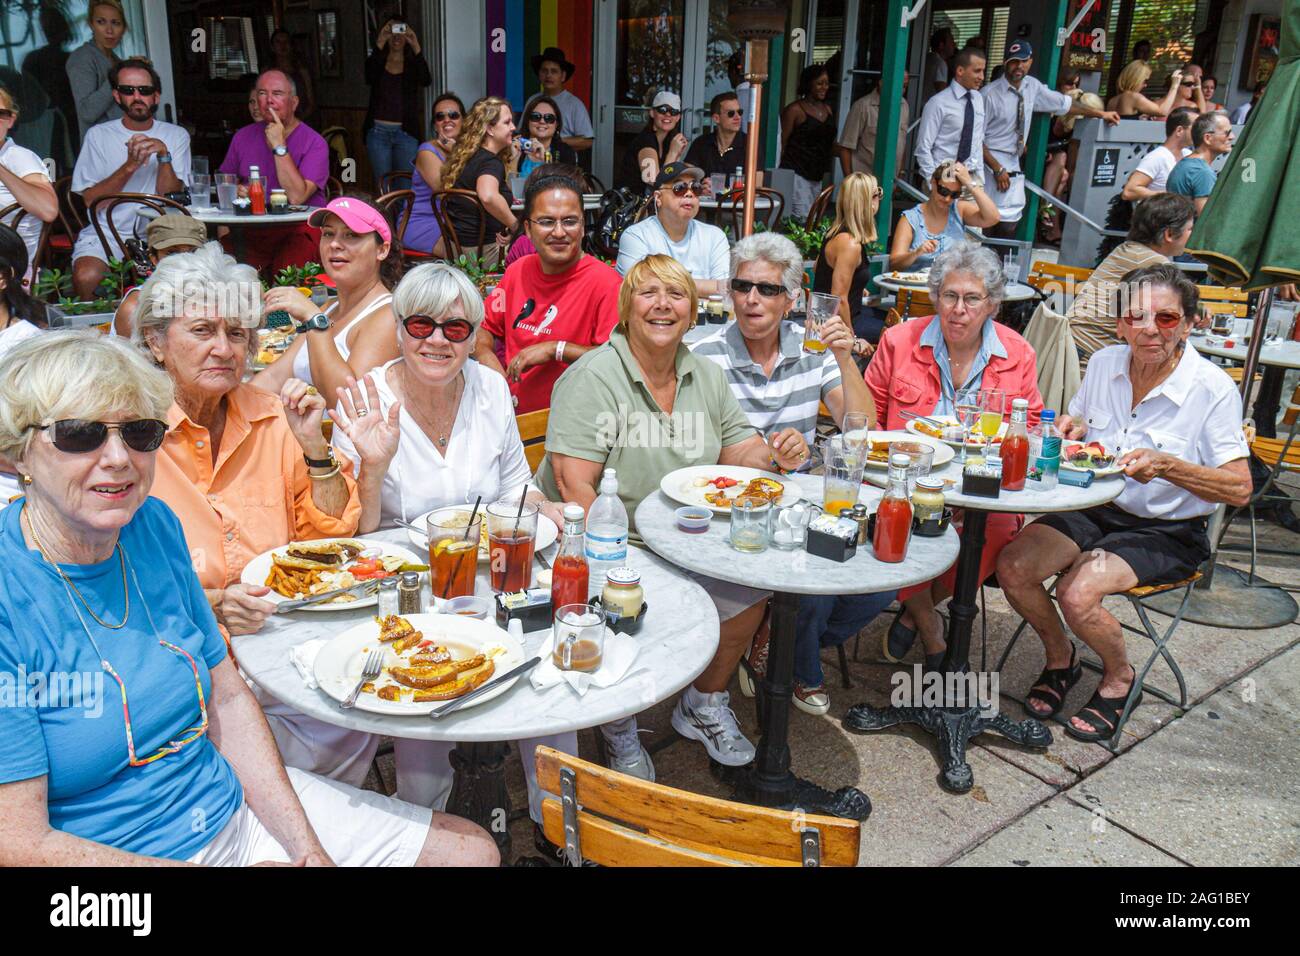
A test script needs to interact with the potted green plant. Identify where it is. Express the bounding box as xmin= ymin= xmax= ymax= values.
xmin=39 ymin=259 xmax=133 ymax=330
xmin=265 ymin=261 xmax=329 ymax=327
